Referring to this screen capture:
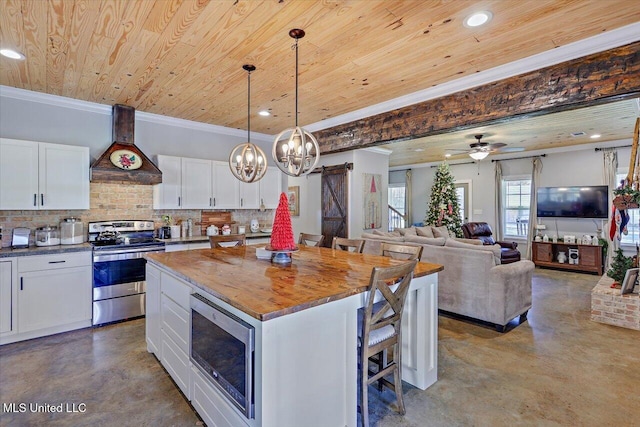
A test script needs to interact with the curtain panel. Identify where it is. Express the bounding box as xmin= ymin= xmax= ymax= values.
xmin=526 ymin=157 xmax=543 ymax=260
